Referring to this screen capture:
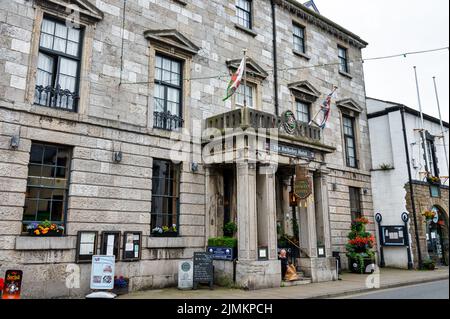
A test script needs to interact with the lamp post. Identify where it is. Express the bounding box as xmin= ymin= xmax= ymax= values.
xmin=375 ymin=213 xmax=385 ymax=268
xmin=402 ymin=212 xmax=414 ymax=270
